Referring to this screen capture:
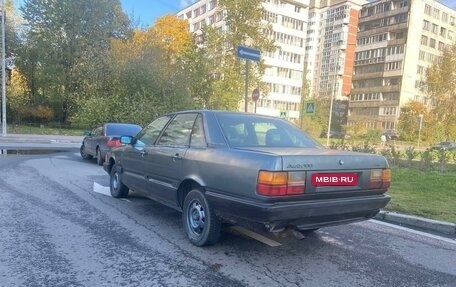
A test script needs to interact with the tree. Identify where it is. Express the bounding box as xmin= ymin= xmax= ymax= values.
xmin=73 ymin=18 xmax=196 ymax=128
xmin=397 ymin=101 xmax=429 ymax=142
xmin=425 ymin=43 xmax=456 ymax=140
xmin=199 ymin=0 xmax=275 ymax=110
xmin=150 ymin=15 xmax=193 ymax=60
xmin=16 ymin=0 xmax=131 ymax=124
